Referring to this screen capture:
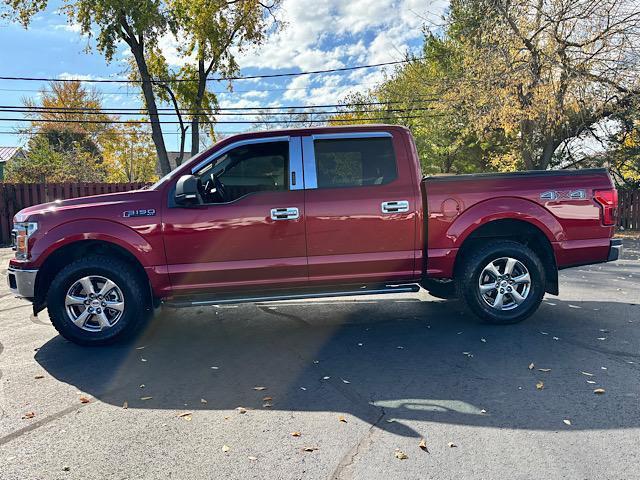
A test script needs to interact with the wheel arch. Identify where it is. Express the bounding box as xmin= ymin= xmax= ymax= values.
xmin=453 ymin=218 xmax=558 ymax=295
xmin=34 ymin=239 xmax=152 ymax=314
